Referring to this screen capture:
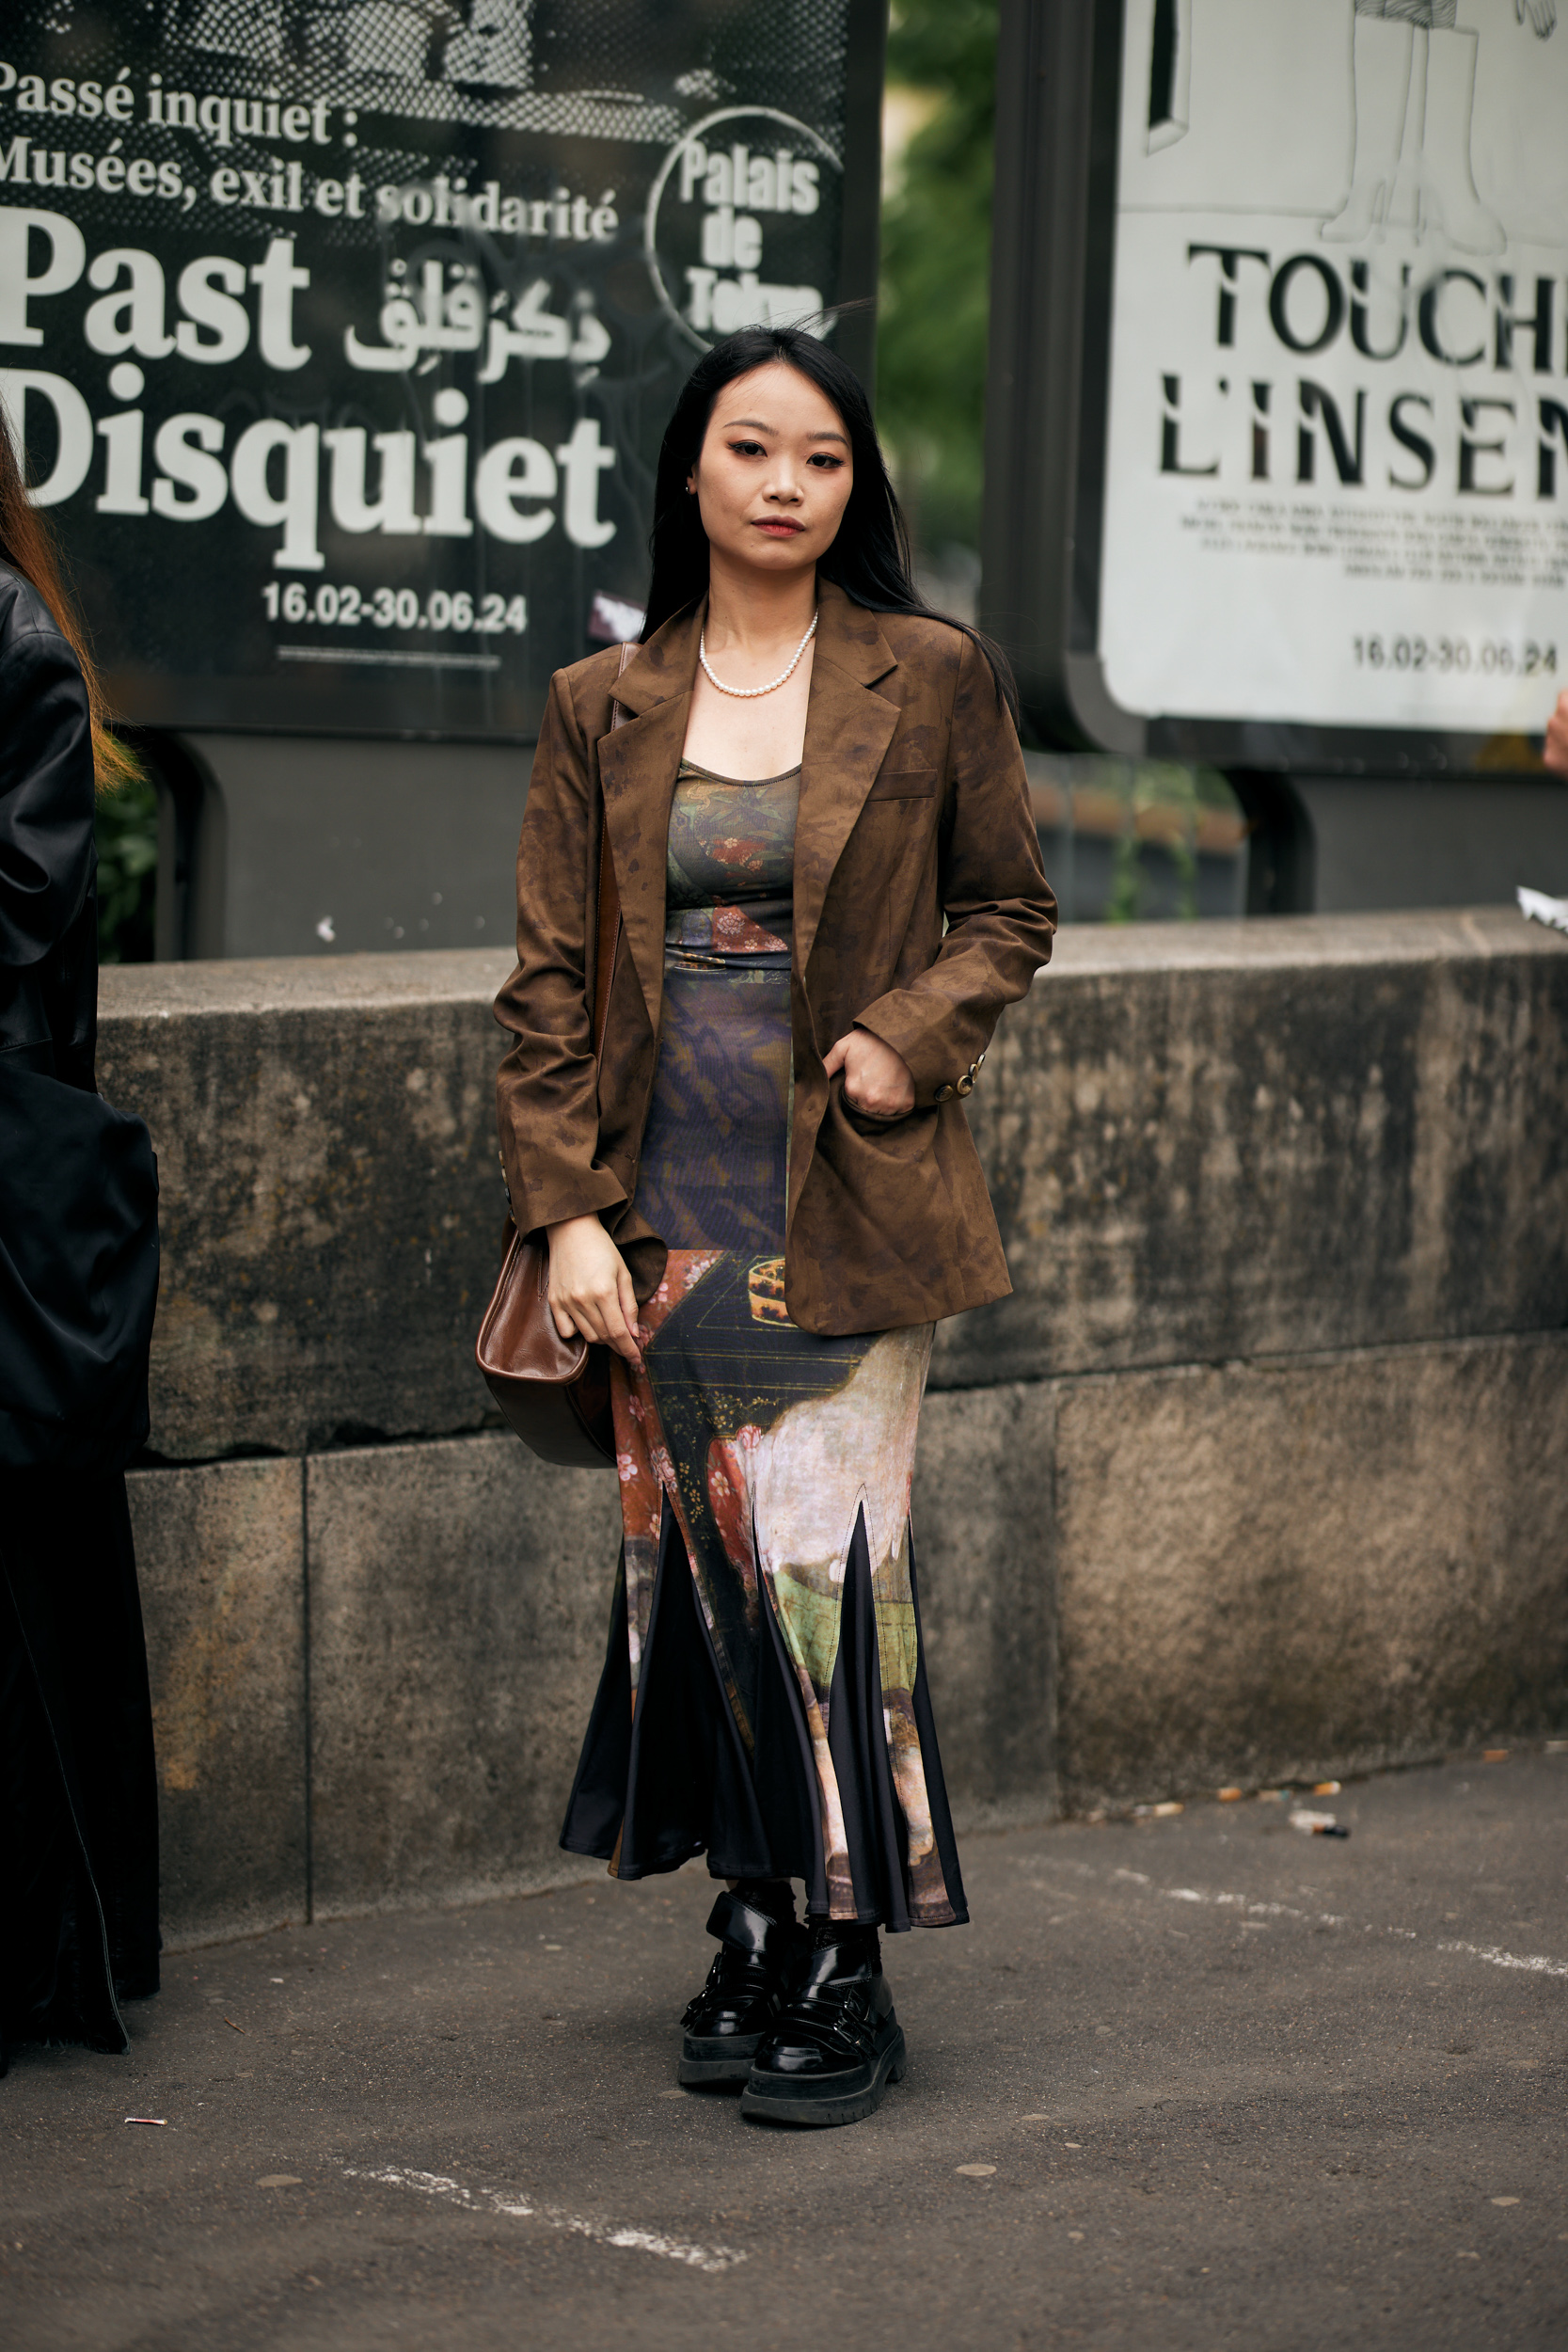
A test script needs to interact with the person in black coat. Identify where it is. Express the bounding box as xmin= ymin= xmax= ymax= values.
xmin=0 ymin=408 xmax=161 ymax=2072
